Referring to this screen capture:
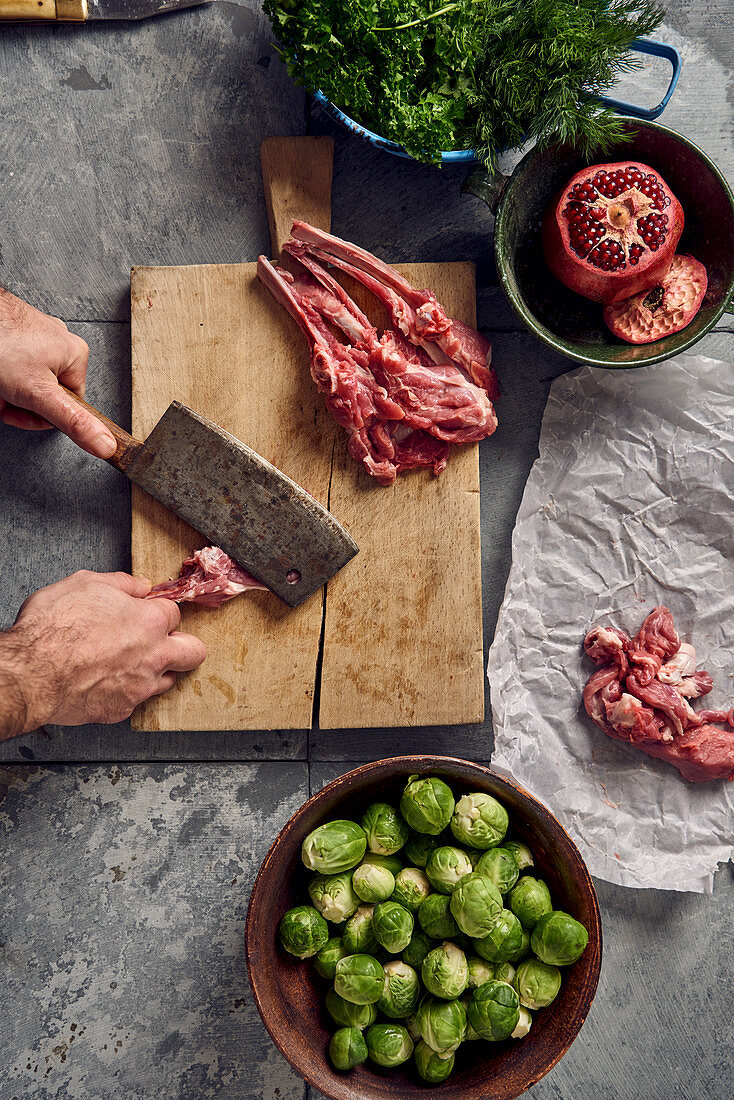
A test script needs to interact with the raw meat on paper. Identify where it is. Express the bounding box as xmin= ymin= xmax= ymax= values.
xmin=257 ymin=222 xmax=498 ymax=486
xmin=147 ymin=547 xmax=266 ymax=608
xmin=583 ymin=606 xmax=734 ymax=783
